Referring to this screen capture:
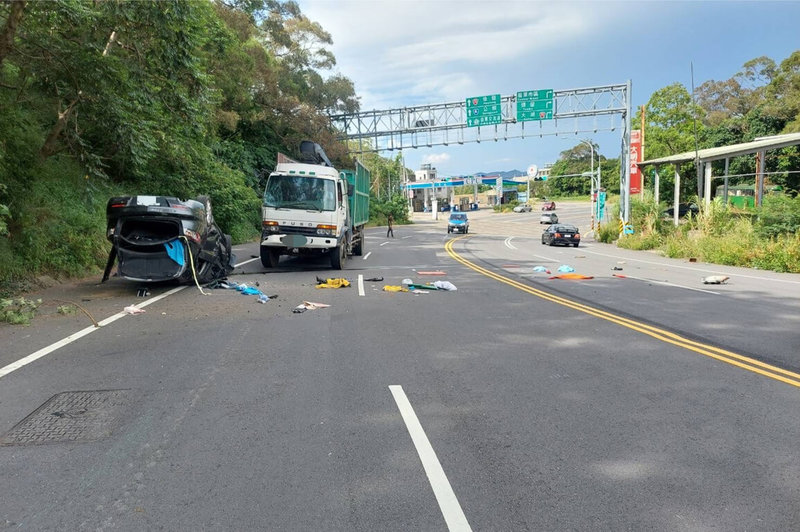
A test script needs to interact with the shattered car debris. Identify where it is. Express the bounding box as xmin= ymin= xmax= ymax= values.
xmin=102 ymin=195 xmax=235 ymax=284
